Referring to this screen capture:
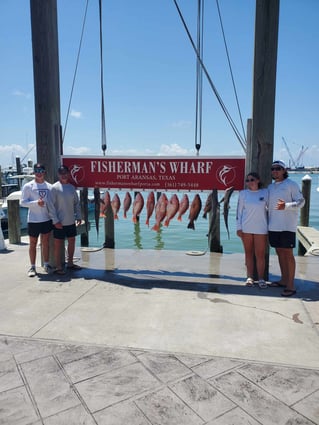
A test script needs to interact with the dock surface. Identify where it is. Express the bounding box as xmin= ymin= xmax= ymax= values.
xmin=1 ymin=238 xmax=319 ymax=424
